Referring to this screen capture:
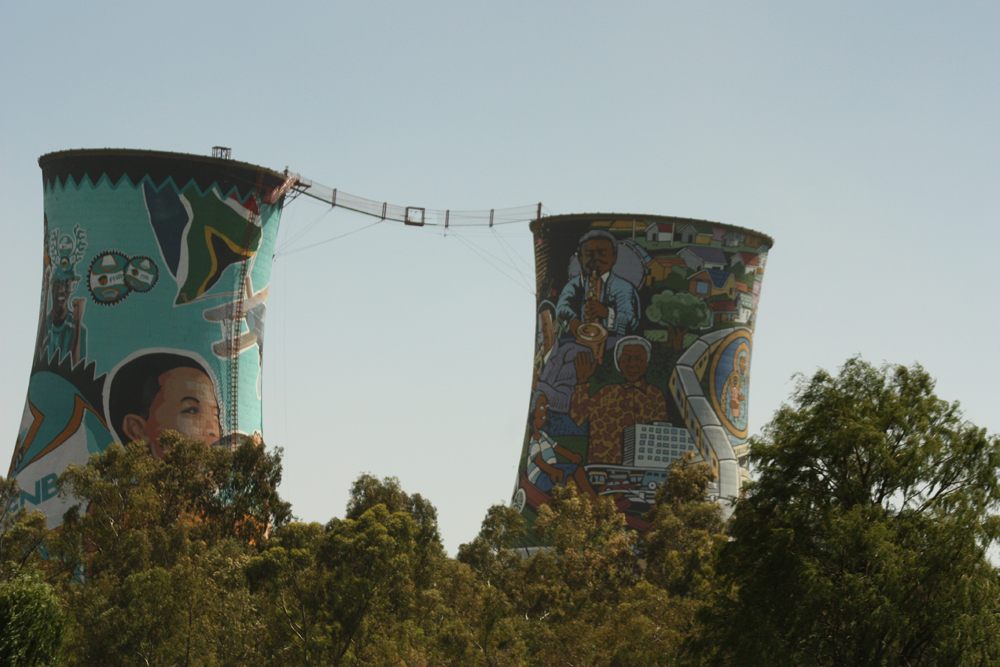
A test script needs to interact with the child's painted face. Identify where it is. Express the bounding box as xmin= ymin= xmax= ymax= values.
xmin=532 ymin=394 xmax=549 ymax=433
xmin=143 ymin=367 xmax=221 ymax=458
